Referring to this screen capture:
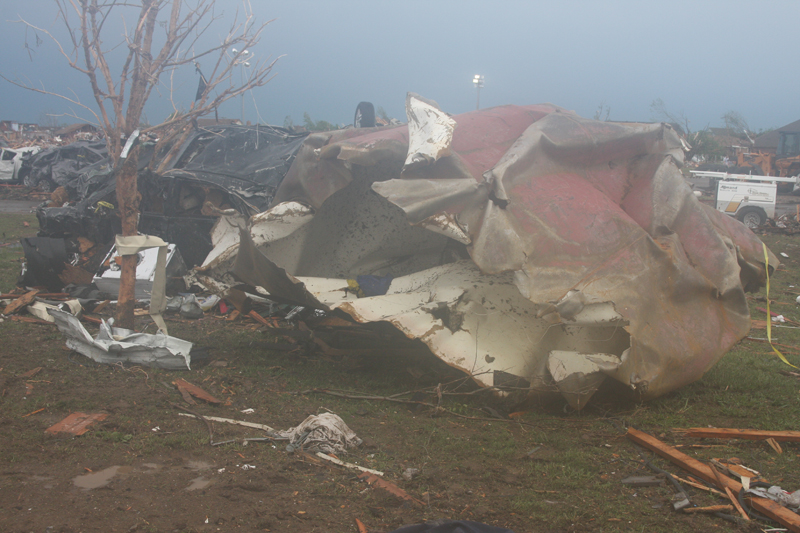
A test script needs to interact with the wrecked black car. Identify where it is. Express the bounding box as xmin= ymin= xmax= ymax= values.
xmin=22 ymin=141 xmax=108 ymax=192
